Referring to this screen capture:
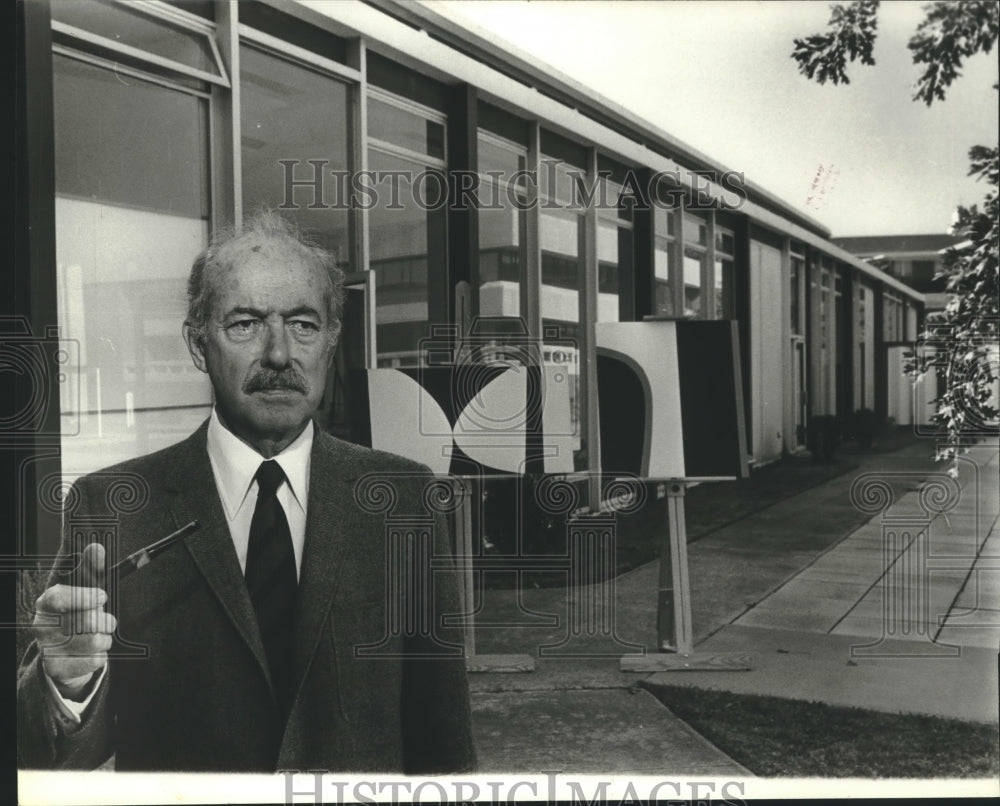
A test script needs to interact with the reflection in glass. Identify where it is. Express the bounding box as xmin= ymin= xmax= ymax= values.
xmin=596 ymin=176 xmax=632 ymax=323
xmin=52 ymin=0 xmax=218 ymax=77
xmin=714 ymin=256 xmax=734 ymax=319
xmin=541 ymin=197 xmax=584 ymax=468
xmin=684 ymin=213 xmax=707 ymax=246
xmin=597 ymin=220 xmax=627 ymax=322
xmin=654 ymin=209 xmax=678 ymax=316
xmin=53 ymin=54 xmax=211 ymax=475
xmin=715 ymin=229 xmax=735 ymax=255
xmin=714 ymin=227 xmax=735 ymax=320
xmin=367 ymin=95 xmax=446 ymax=367
xmin=369 ymin=150 xmax=446 ymax=366
xmin=477 ymin=134 xmax=526 ymax=320
xmin=683 ymin=247 xmax=705 ymax=317
xmin=654 ymin=240 xmax=676 ymax=317
xmin=790 ymin=257 xmax=803 ymax=334
xmin=368 ymin=96 xmax=445 ymax=160
xmin=241 ymin=46 xmax=351 ymax=268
